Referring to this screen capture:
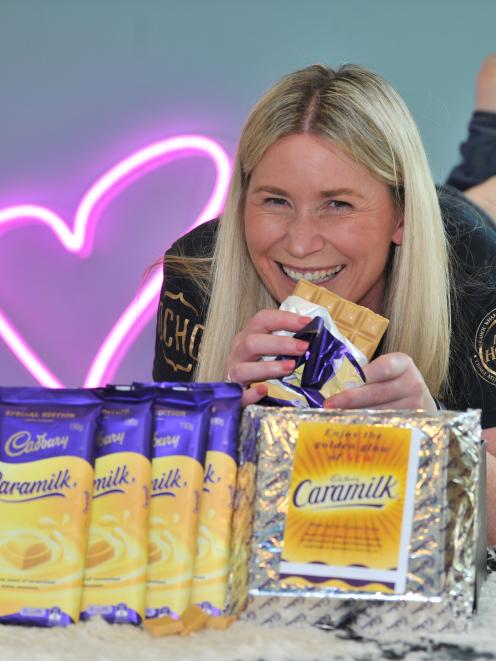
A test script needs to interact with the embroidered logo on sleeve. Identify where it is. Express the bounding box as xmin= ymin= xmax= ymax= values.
xmin=471 ymin=308 xmax=496 ymax=386
xmin=156 ymin=291 xmax=204 ymax=374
